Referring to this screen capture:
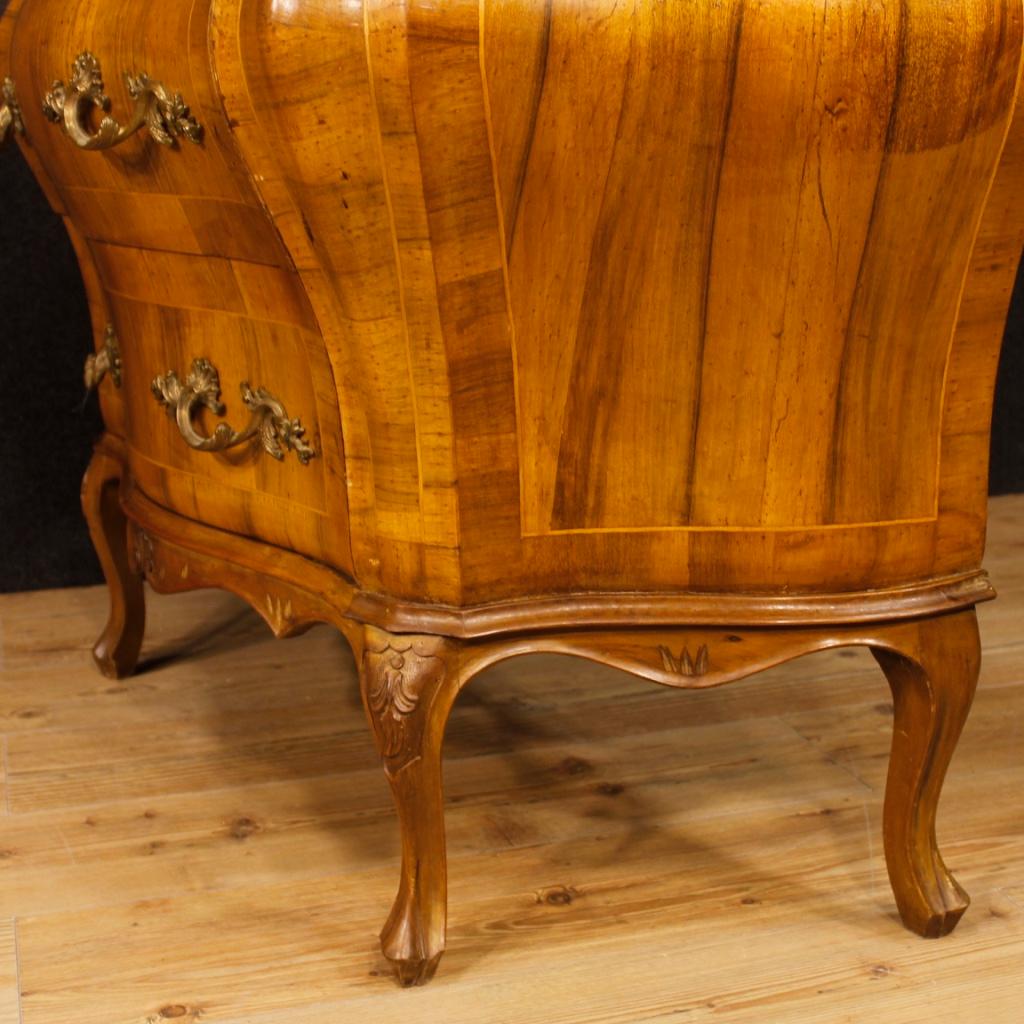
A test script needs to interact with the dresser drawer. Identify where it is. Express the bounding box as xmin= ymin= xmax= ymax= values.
xmin=1 ymin=0 xmax=352 ymax=576
xmin=94 ymin=242 xmax=352 ymax=574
